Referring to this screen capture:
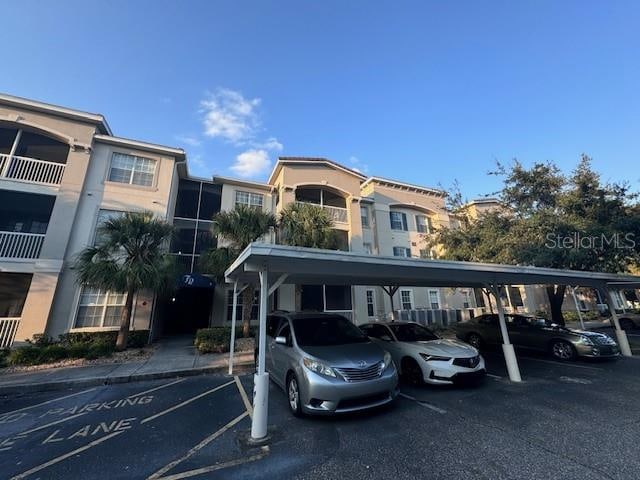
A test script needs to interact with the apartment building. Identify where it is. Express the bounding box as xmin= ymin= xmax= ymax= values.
xmin=0 ymin=94 xmax=184 ymax=346
xmin=1 ymin=94 xmax=631 ymax=347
